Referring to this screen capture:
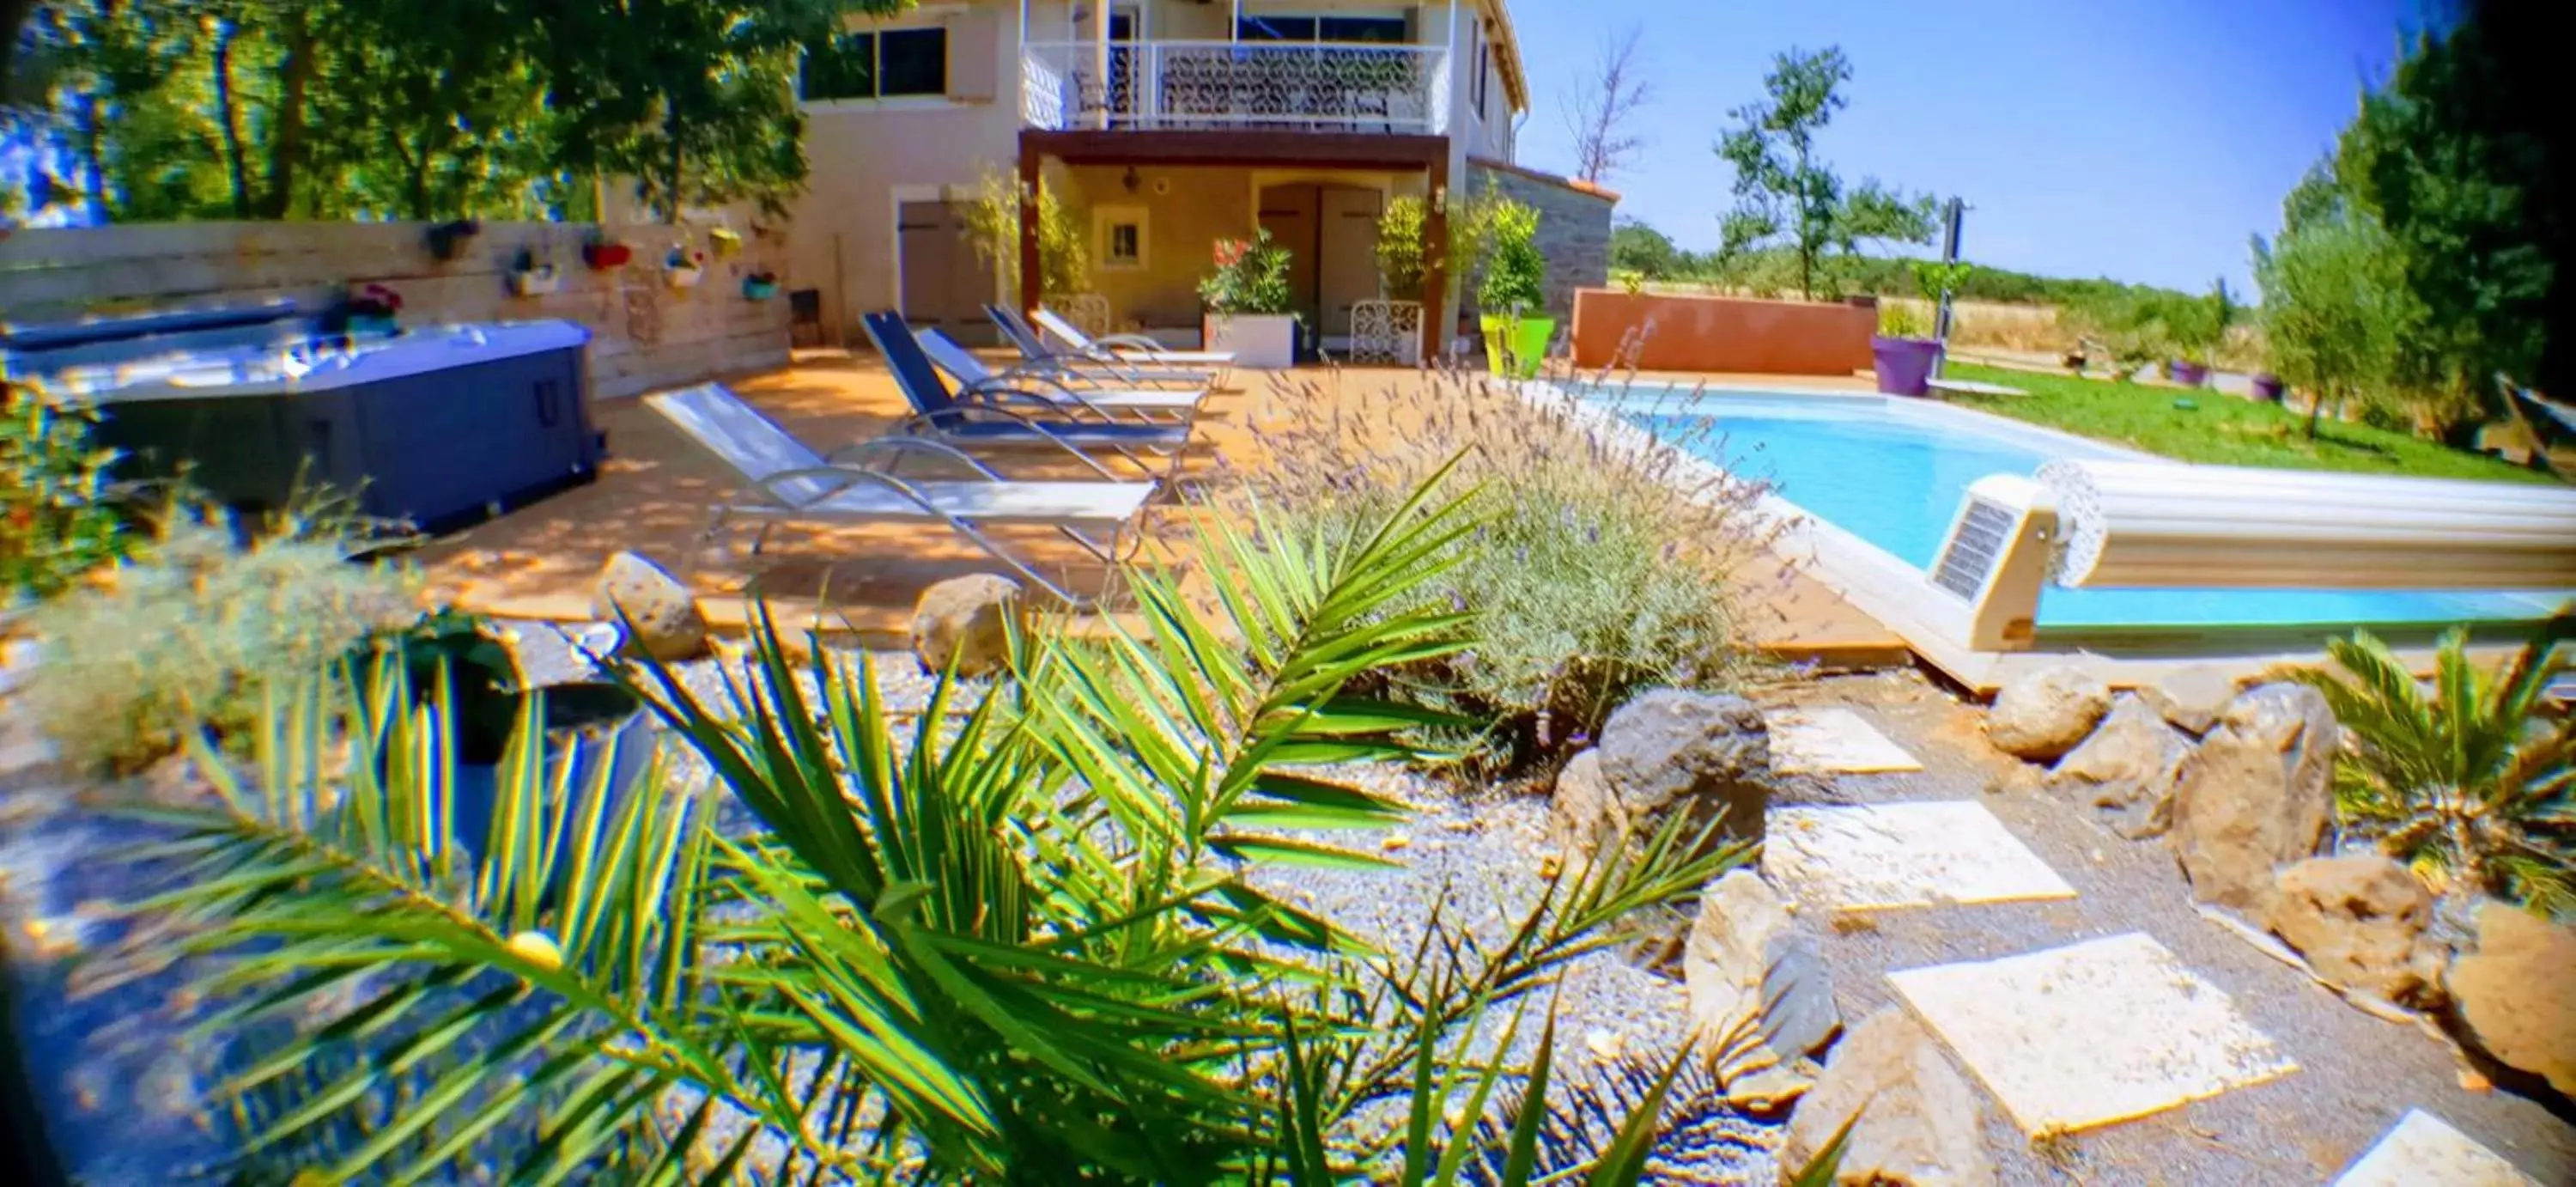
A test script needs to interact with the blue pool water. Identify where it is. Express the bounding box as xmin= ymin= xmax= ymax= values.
xmin=1619 ymin=395 xmax=2570 ymax=633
